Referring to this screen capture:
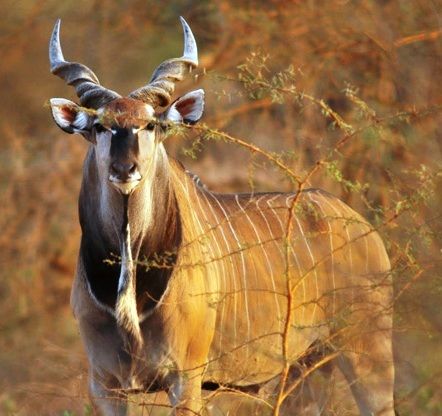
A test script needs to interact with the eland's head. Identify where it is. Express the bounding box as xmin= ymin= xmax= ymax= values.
xmin=49 ymin=17 xmax=204 ymax=195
